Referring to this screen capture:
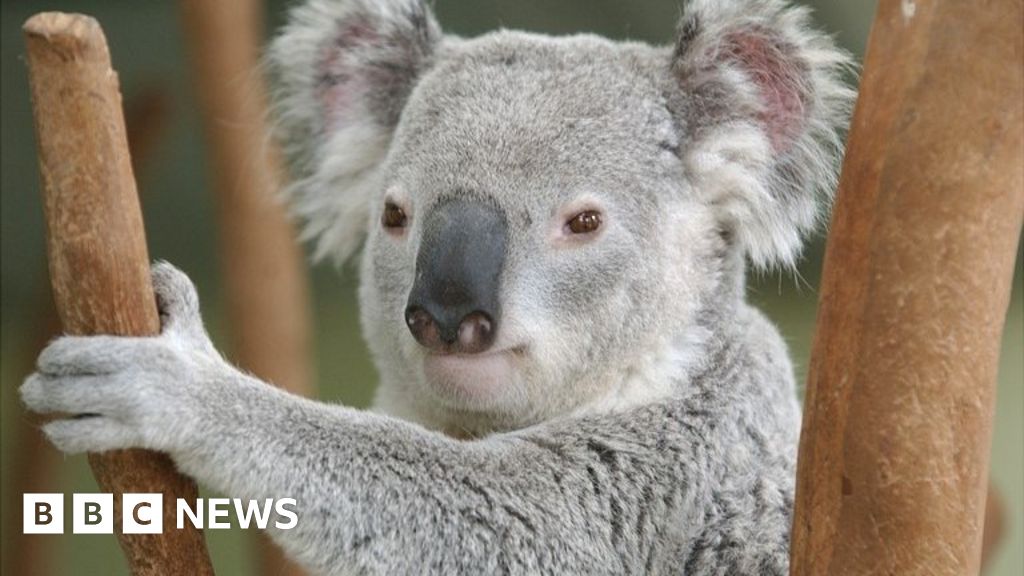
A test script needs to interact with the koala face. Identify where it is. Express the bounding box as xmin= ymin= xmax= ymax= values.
xmin=359 ymin=34 xmax=723 ymax=427
xmin=270 ymin=0 xmax=852 ymax=432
